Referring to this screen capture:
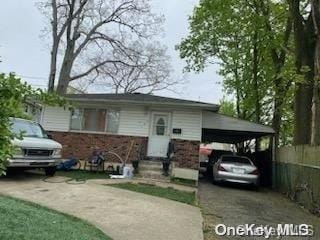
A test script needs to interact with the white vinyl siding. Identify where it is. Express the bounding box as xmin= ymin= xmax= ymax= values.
xmin=40 ymin=105 xmax=203 ymax=141
xmin=171 ymin=110 xmax=202 ymax=141
xmin=118 ymin=107 xmax=149 ymax=136
xmin=41 ymin=106 xmax=71 ymax=132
